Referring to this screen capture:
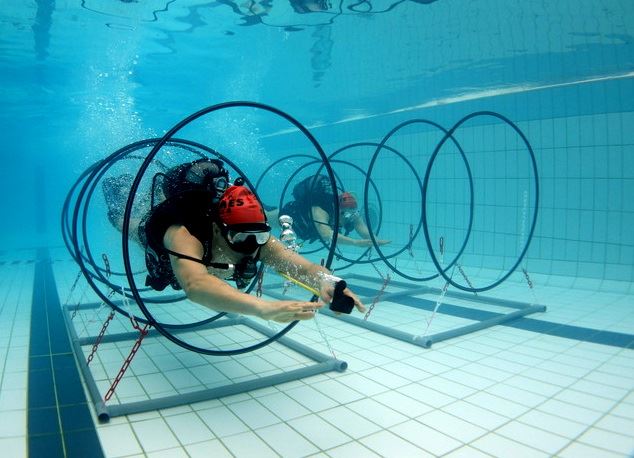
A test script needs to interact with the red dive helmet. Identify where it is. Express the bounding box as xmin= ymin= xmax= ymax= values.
xmin=339 ymin=192 xmax=357 ymax=209
xmin=217 ymin=185 xmax=270 ymax=252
